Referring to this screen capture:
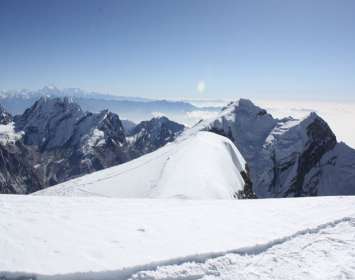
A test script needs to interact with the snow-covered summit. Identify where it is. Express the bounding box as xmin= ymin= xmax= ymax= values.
xmin=35 ymin=131 xmax=251 ymax=199
xmin=14 ymin=97 xmax=126 ymax=151
xmin=188 ymin=98 xmax=355 ymax=197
